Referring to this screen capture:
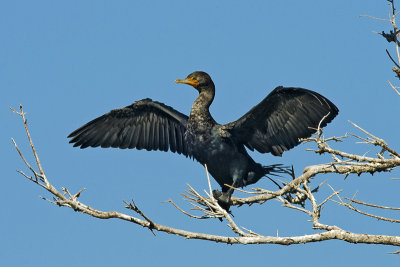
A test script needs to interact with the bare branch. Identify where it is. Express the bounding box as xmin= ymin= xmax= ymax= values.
xmin=359 ymin=15 xmax=391 ymax=22
xmin=328 ymin=186 xmax=400 ymax=223
xmin=344 ymin=197 xmax=400 ymax=211
xmin=11 ymin=105 xmax=46 ymax=180
xmin=388 ymin=80 xmax=400 ymax=95
xmin=11 ymin=105 xmax=400 ymax=246
xmin=348 ymin=120 xmax=400 ymax=158
xmin=362 ymin=1 xmax=400 ymax=89
xmin=165 ymin=199 xmax=207 ymax=219
xmin=124 ymin=200 xmax=156 ymax=236
xmin=338 ymin=201 xmax=400 ymax=223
